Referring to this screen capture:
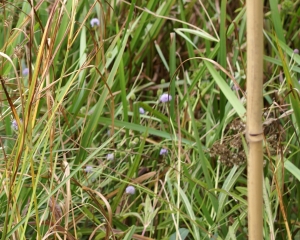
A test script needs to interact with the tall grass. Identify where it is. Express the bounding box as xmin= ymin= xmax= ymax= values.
xmin=0 ymin=0 xmax=299 ymax=239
